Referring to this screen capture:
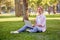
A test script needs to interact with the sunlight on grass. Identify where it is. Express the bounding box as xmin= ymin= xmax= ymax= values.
xmin=0 ymin=20 xmax=60 ymax=40
xmin=0 ymin=14 xmax=60 ymax=18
